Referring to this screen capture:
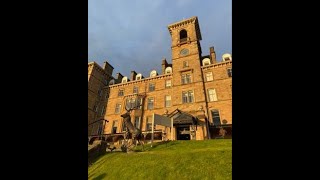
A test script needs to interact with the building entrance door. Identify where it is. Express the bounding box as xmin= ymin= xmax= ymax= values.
xmin=176 ymin=126 xmax=190 ymax=140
